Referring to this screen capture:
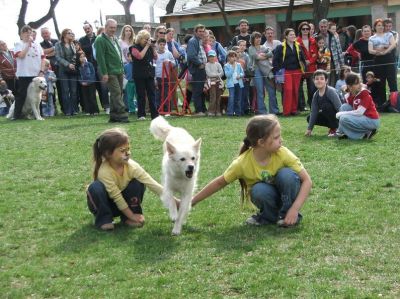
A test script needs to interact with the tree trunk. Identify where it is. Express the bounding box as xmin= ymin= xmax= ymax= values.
xmin=285 ymin=0 xmax=295 ymax=29
xmin=52 ymin=8 xmax=61 ymax=39
xmin=313 ymin=0 xmax=330 ymax=24
xmin=215 ymin=0 xmax=232 ymax=40
xmin=117 ymin=0 xmax=134 ymax=25
xmin=166 ymin=0 xmax=177 ymax=14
